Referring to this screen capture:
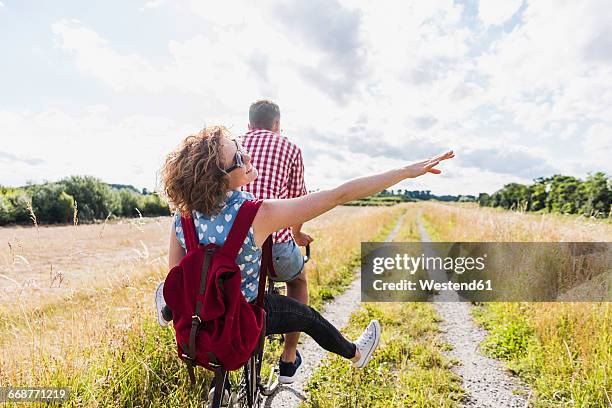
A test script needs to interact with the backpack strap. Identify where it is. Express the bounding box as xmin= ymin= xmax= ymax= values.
xmin=219 ymin=200 xmax=263 ymax=259
xmin=180 ymin=213 xmax=199 ymax=252
xmin=210 ymin=365 xmax=226 ymax=407
xmin=181 ymin=245 xmax=216 ymax=387
xmin=256 ymin=236 xmax=274 ymax=306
